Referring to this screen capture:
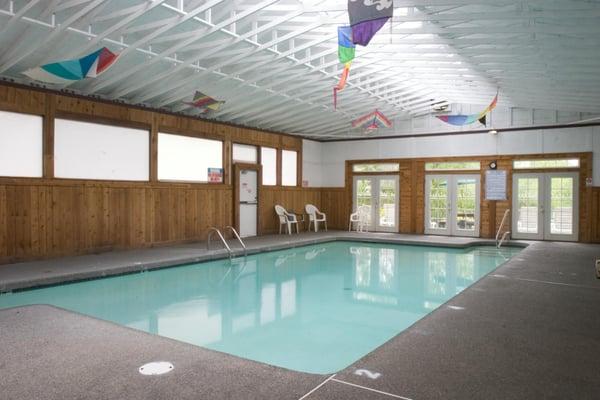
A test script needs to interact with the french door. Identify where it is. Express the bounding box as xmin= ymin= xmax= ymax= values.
xmin=512 ymin=172 xmax=578 ymax=241
xmin=425 ymin=175 xmax=480 ymax=237
xmin=353 ymin=175 xmax=399 ymax=232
